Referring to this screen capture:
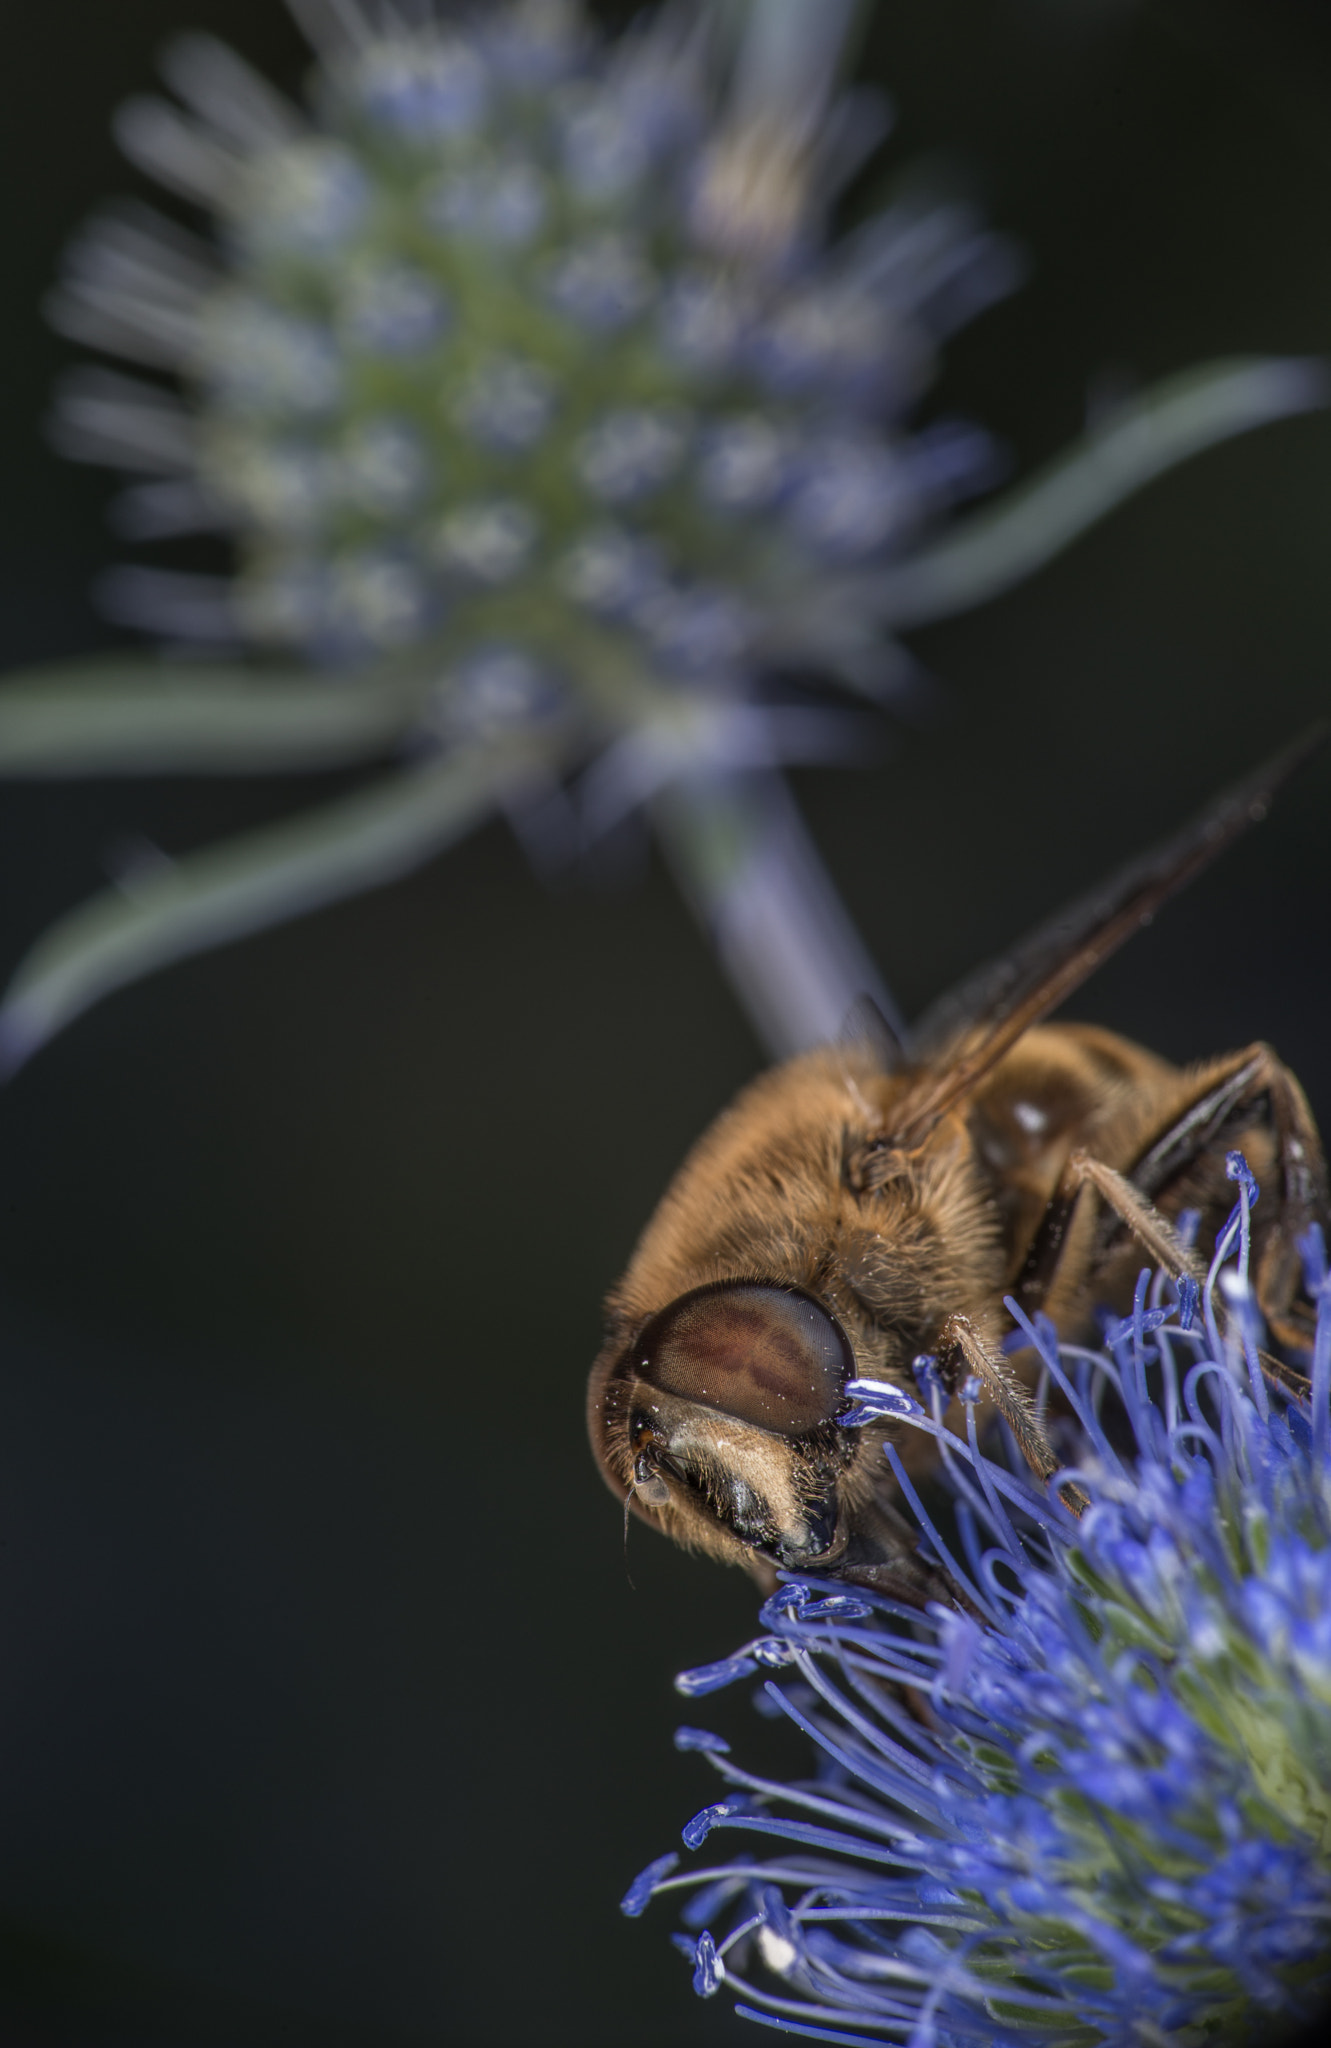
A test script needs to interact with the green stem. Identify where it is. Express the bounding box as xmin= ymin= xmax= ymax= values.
xmin=653 ymin=767 xmax=901 ymax=1059
xmin=0 ymin=659 xmax=426 ymax=775
xmin=870 ymin=357 xmax=1327 ymax=629
xmin=0 ymin=730 xmax=557 ymax=1076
